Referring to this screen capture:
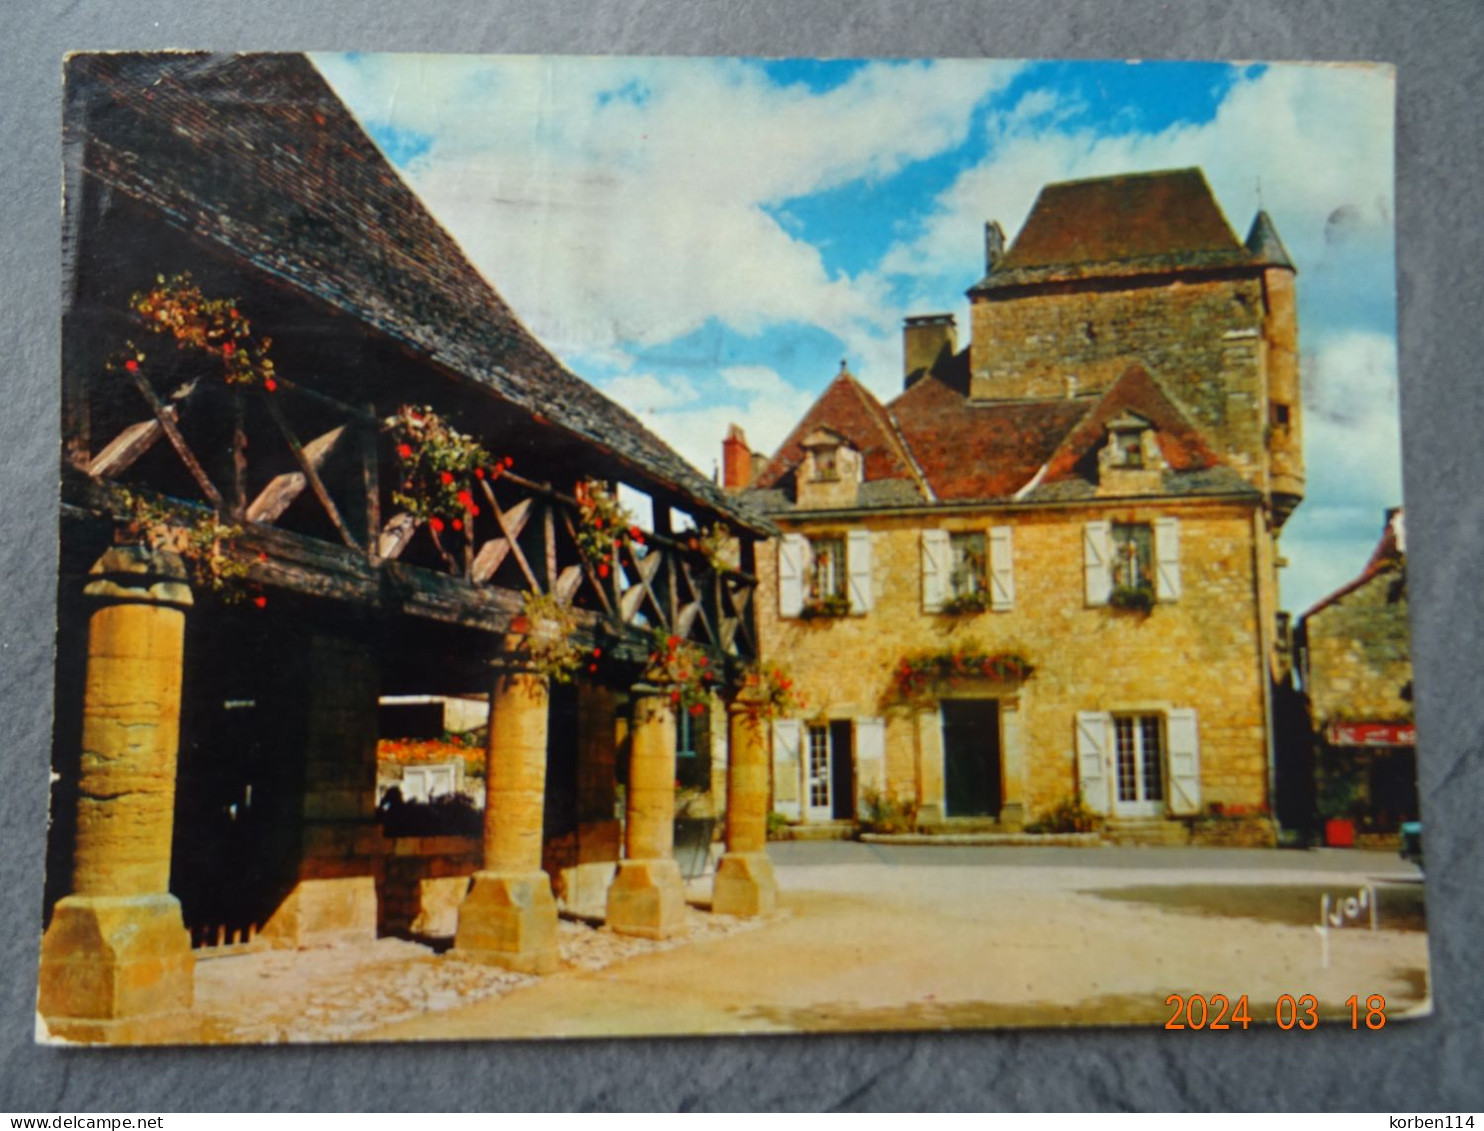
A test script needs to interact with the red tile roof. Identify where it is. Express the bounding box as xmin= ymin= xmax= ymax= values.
xmin=886 ymin=376 xmax=1086 ymax=501
xmin=752 ymin=366 xmax=927 ymax=497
